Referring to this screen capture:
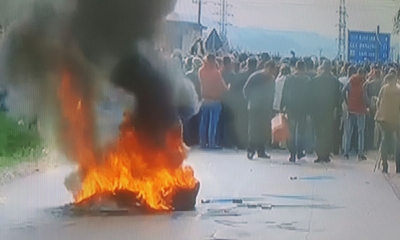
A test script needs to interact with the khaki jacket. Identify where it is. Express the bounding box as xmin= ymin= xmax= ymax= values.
xmin=375 ymin=83 xmax=400 ymax=129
